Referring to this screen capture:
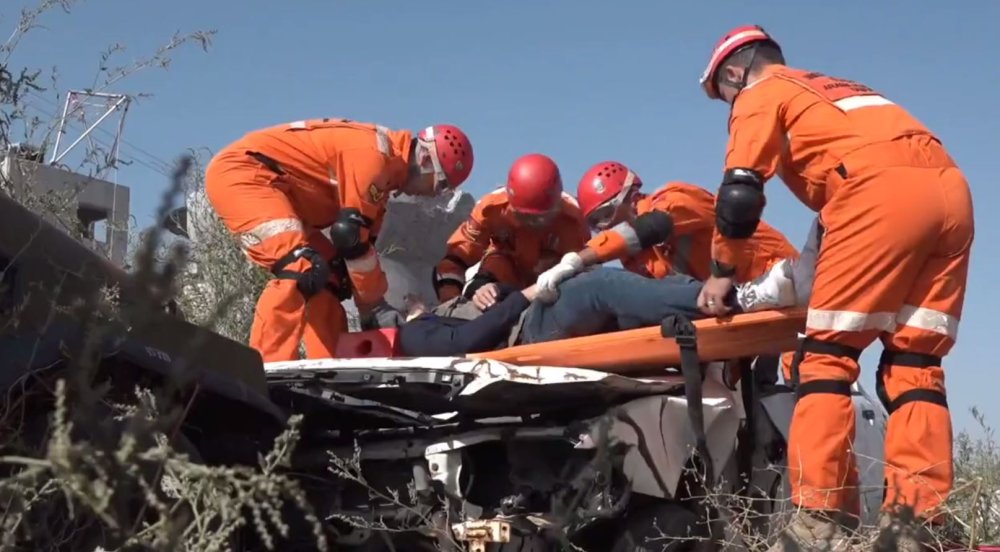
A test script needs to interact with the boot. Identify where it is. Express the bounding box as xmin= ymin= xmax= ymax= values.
xmin=766 ymin=509 xmax=852 ymax=552
xmin=735 ymin=259 xmax=797 ymax=312
xmin=874 ymin=511 xmax=935 ymax=552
